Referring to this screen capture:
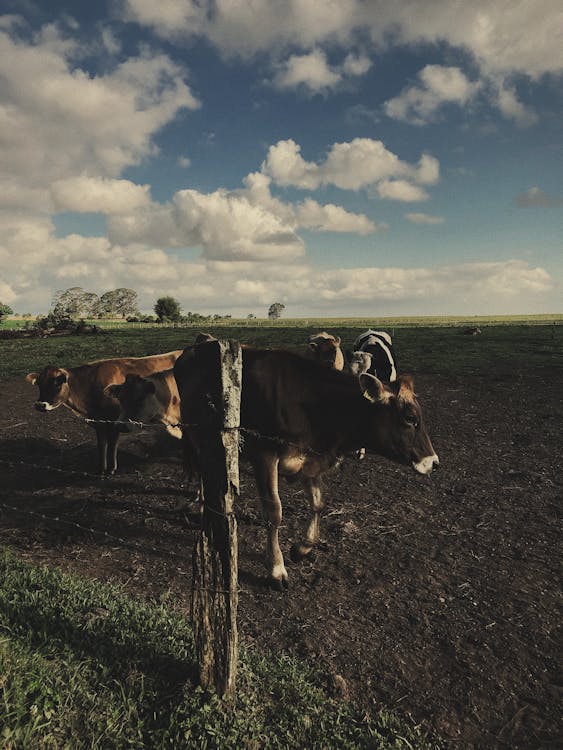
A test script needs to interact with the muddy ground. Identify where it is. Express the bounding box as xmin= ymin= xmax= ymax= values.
xmin=1 ymin=370 xmax=560 ymax=748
